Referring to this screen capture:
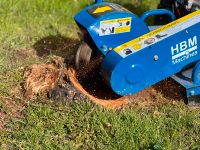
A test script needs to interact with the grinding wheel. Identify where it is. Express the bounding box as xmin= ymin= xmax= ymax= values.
xmin=75 ymin=42 xmax=92 ymax=69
